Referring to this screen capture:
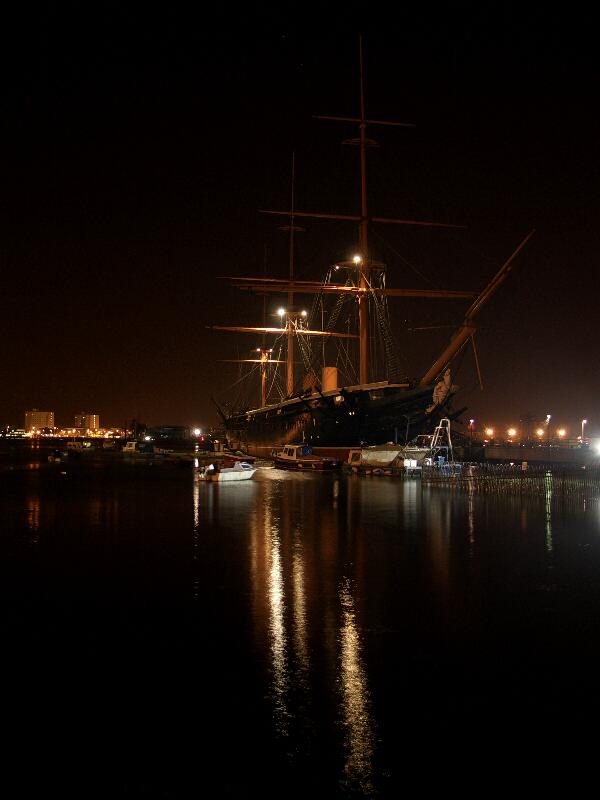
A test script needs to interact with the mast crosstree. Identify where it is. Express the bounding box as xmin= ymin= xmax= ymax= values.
xmin=257 ymin=35 xmax=467 ymax=385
